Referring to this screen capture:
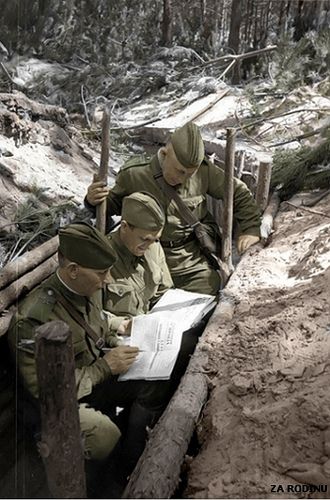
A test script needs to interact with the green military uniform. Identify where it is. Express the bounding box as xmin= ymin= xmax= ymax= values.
xmin=105 ymin=229 xmax=173 ymax=316
xmin=97 ymin=156 xmax=260 ymax=295
xmin=8 ymin=223 xmax=167 ymax=462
